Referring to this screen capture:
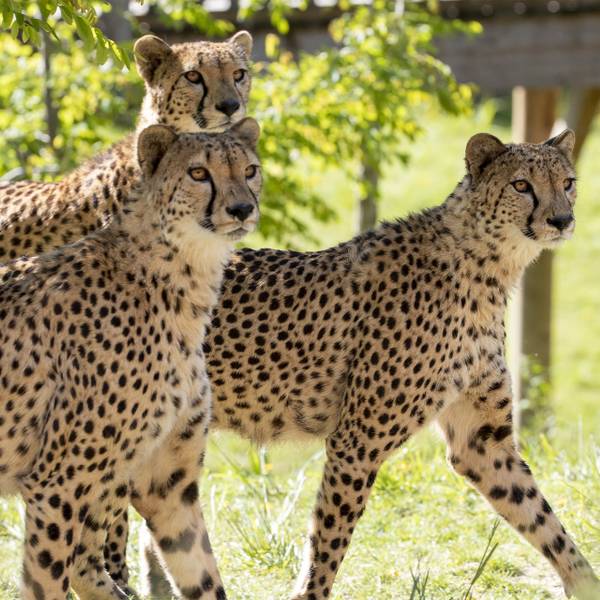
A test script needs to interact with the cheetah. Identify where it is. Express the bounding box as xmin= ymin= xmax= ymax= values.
xmin=157 ymin=129 xmax=595 ymax=599
xmin=0 ymin=30 xmax=253 ymax=261
xmin=0 ymin=117 xmax=262 ymax=600
xmin=1 ymin=121 xmax=598 ymax=598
